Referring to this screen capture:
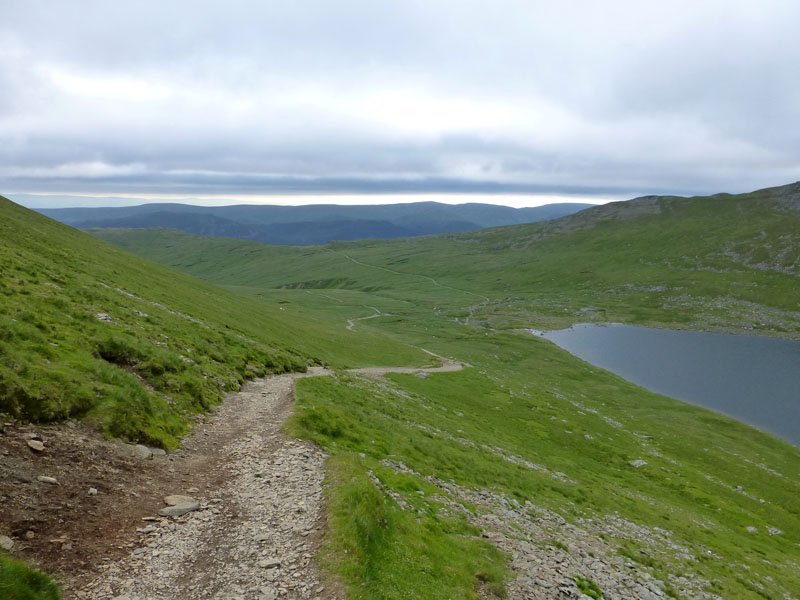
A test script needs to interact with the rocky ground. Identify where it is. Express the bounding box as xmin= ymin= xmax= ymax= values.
xmin=379 ymin=459 xmax=720 ymax=600
xmin=0 ymin=368 xmax=341 ymax=600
